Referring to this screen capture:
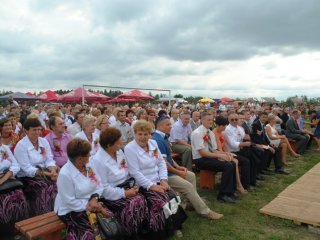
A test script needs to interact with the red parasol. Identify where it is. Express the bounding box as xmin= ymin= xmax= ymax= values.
xmin=117 ymin=89 xmax=153 ymax=100
xmin=220 ymin=97 xmax=233 ymax=102
xmin=39 ymin=90 xmax=61 ymax=102
xmin=60 ymin=88 xmax=102 ymax=103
